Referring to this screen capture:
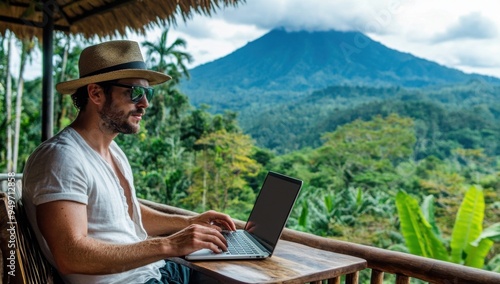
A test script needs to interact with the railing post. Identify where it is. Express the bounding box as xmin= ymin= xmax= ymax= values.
xmin=396 ymin=275 xmax=410 ymax=284
xmin=328 ymin=277 xmax=341 ymax=284
xmin=346 ymin=271 xmax=359 ymax=284
xmin=371 ymin=269 xmax=384 ymax=284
